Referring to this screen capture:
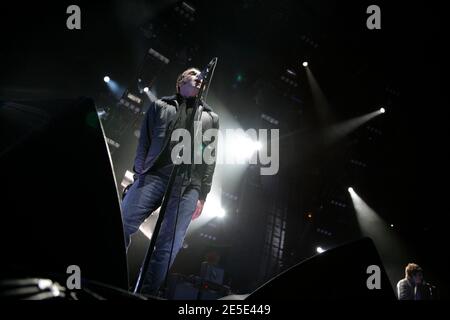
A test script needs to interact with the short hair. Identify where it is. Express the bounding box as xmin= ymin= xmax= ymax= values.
xmin=405 ymin=263 xmax=423 ymax=279
xmin=176 ymin=67 xmax=200 ymax=93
